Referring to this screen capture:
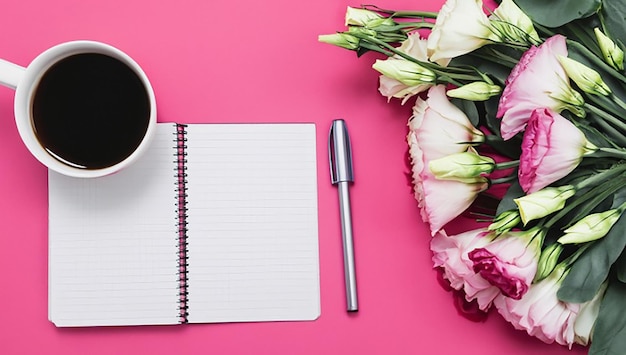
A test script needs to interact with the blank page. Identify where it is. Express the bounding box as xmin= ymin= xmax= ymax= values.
xmin=185 ymin=124 xmax=320 ymax=323
xmin=48 ymin=124 xmax=181 ymax=327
